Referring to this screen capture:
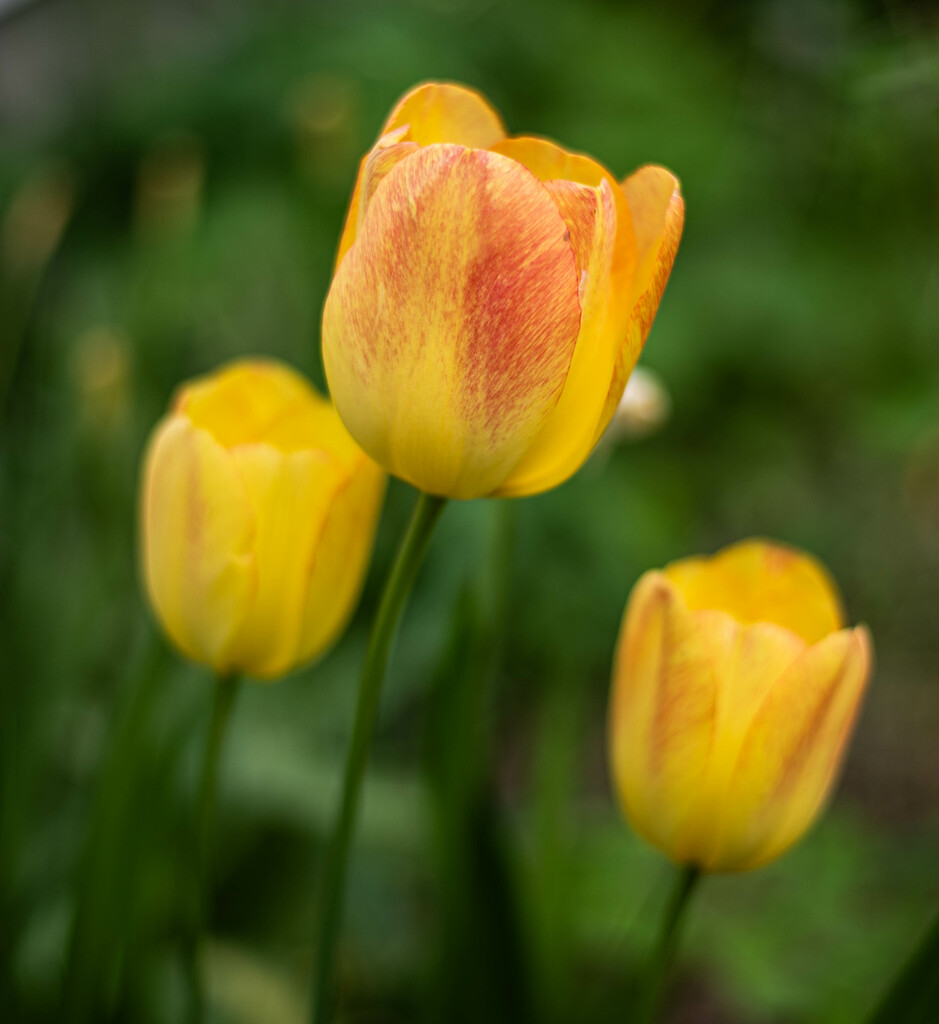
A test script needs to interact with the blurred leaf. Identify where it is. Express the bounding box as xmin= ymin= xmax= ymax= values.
xmin=864 ymin=911 xmax=939 ymax=1024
